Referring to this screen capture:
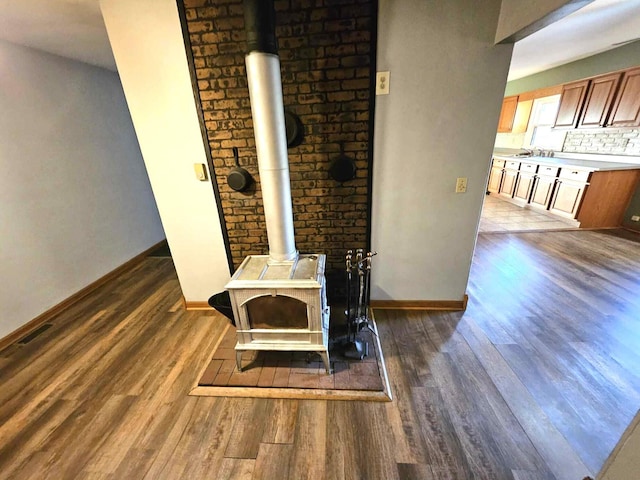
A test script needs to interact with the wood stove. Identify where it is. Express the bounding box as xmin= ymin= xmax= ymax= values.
xmin=227 ymin=254 xmax=330 ymax=373
xmin=224 ymin=0 xmax=331 ymax=374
